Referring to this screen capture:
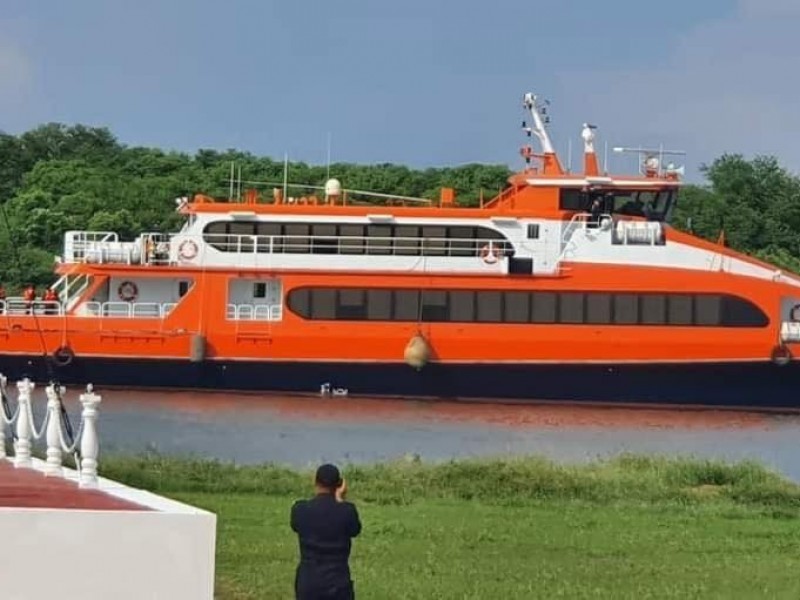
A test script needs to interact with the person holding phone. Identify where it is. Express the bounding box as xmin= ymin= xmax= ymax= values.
xmin=290 ymin=463 xmax=362 ymax=600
